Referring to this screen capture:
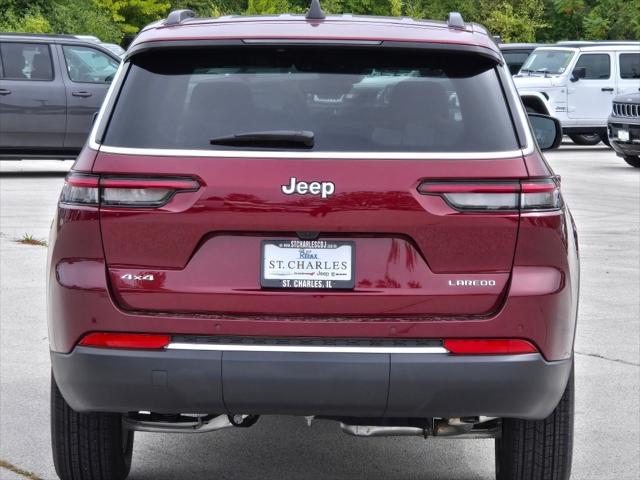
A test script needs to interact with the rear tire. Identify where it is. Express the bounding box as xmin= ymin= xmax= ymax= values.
xmin=623 ymin=156 xmax=640 ymax=168
xmin=495 ymin=364 xmax=573 ymax=480
xmin=568 ymin=133 xmax=601 ymax=146
xmin=51 ymin=373 xmax=134 ymax=480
